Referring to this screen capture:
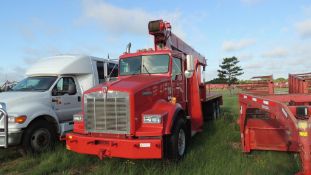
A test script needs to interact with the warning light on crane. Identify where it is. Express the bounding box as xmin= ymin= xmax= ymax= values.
xmin=148 ymin=20 xmax=171 ymax=34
